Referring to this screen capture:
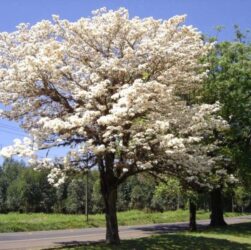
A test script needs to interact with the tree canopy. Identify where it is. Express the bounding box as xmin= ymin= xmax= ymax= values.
xmin=0 ymin=8 xmax=232 ymax=243
xmin=203 ymin=28 xmax=251 ymax=187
